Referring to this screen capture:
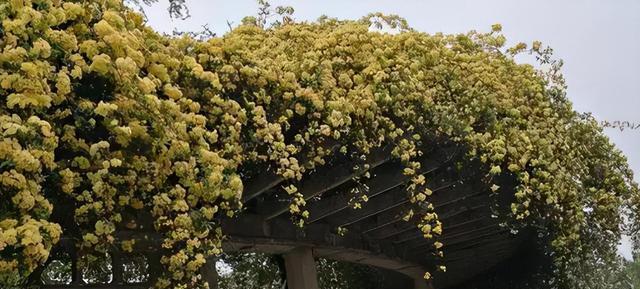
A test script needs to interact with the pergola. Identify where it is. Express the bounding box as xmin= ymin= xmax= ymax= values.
xmin=31 ymin=138 xmax=532 ymax=289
